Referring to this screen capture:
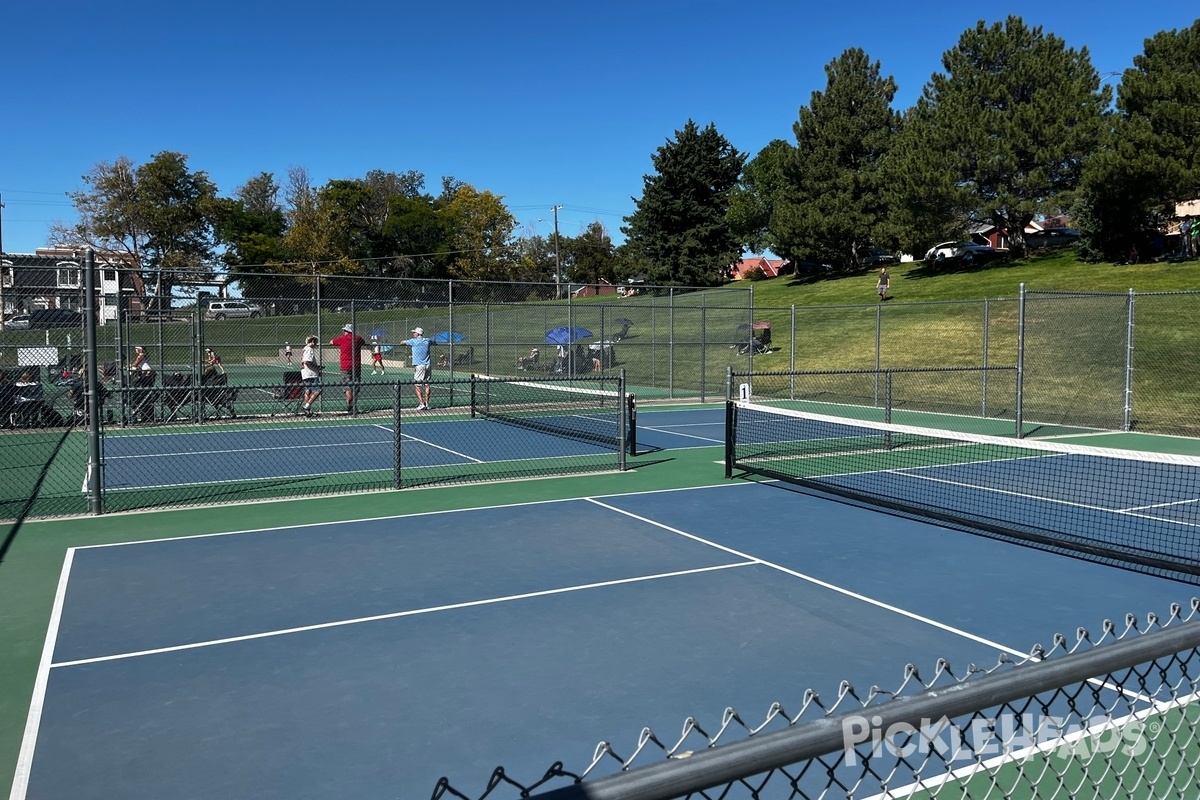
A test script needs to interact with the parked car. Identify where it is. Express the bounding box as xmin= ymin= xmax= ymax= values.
xmin=205 ymin=300 xmax=262 ymax=320
xmin=1026 ymin=228 xmax=1082 ymax=249
xmin=924 ymin=241 xmax=998 ymax=263
xmin=4 ymin=309 xmax=83 ymax=329
xmin=862 ymin=247 xmax=899 ymax=267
